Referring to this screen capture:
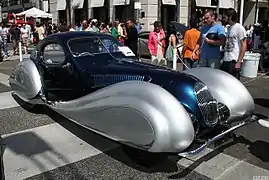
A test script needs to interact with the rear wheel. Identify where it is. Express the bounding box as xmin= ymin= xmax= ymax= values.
xmin=122 ymin=145 xmax=168 ymax=167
